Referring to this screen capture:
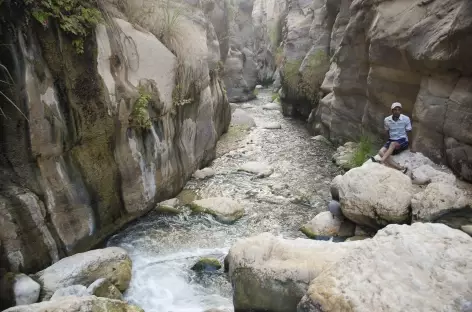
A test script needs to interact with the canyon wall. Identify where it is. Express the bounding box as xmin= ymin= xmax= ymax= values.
xmin=0 ymin=0 xmax=230 ymax=273
xmin=277 ymin=0 xmax=472 ymax=182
